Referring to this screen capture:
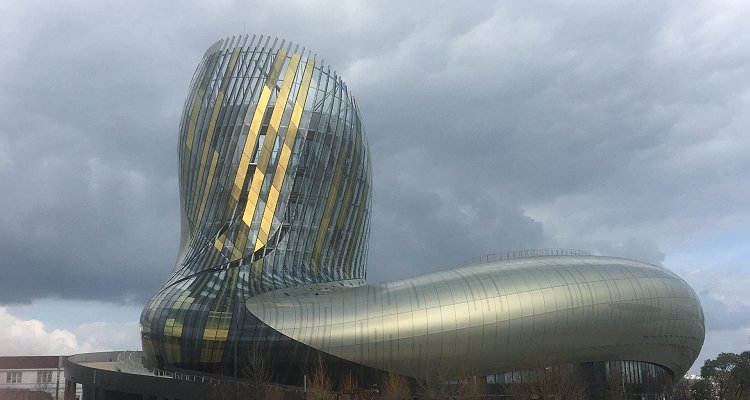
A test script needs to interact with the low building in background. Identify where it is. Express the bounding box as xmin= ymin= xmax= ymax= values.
xmin=0 ymin=356 xmax=71 ymax=399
